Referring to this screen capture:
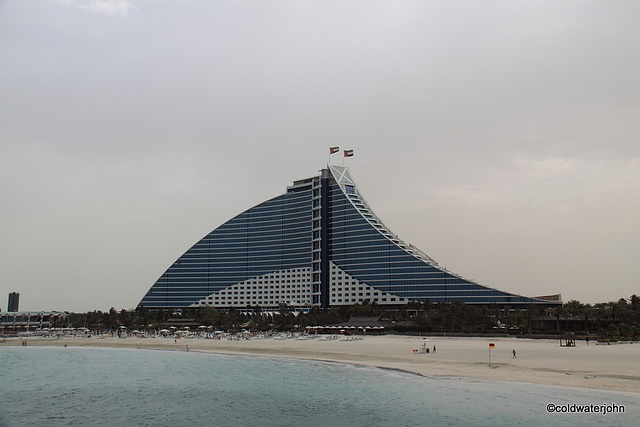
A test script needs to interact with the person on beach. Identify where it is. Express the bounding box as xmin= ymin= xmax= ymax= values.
xmin=511 ymin=349 xmax=517 ymax=358
xmin=186 ymin=344 xmax=190 ymax=352
xmin=433 ymin=345 xmax=436 ymax=353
